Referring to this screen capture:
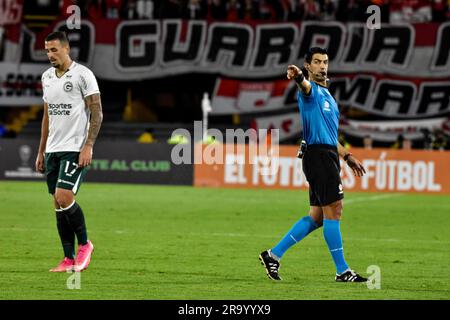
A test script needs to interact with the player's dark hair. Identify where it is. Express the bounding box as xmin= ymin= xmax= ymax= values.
xmin=45 ymin=31 xmax=69 ymax=45
xmin=305 ymin=47 xmax=328 ymax=64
